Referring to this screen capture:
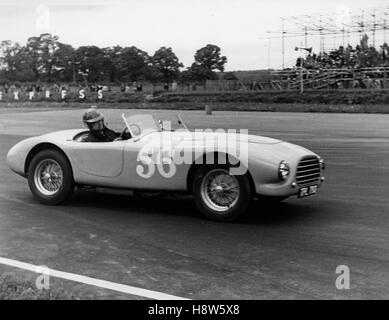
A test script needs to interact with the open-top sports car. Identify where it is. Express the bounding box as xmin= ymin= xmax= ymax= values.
xmin=7 ymin=113 xmax=325 ymax=222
